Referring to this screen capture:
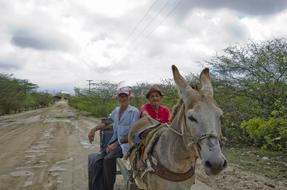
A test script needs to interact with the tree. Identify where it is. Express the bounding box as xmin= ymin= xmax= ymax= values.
xmin=208 ymin=39 xmax=287 ymax=117
xmin=0 ymin=74 xmax=53 ymax=114
xmin=206 ymin=39 xmax=287 ymax=146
